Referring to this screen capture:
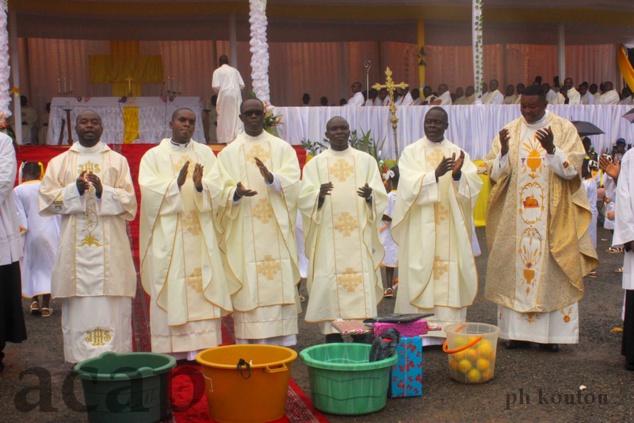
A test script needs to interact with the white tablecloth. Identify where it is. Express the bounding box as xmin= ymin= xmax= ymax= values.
xmin=275 ymin=105 xmax=634 ymax=160
xmin=47 ymin=97 xmax=206 ymax=145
